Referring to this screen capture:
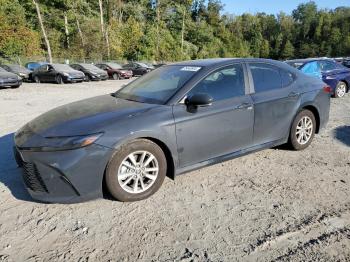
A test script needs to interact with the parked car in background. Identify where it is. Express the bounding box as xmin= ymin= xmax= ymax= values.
xmin=70 ymin=63 xmax=108 ymax=81
xmin=0 ymin=64 xmax=31 ymax=82
xmin=286 ymin=58 xmax=350 ymax=98
xmin=95 ymin=62 xmax=132 ymax=80
xmin=14 ymin=58 xmax=330 ymax=203
xmin=31 ymin=64 xmax=85 ymax=84
xmin=153 ymin=63 xmax=167 ymax=68
xmin=0 ymin=67 xmax=22 ymax=88
xmin=122 ymin=62 xmax=153 ymax=76
xmin=25 ymin=62 xmax=48 ymax=71
xmin=343 ymin=59 xmax=350 ymax=68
